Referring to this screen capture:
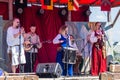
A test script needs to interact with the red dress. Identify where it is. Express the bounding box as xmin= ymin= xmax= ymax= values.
xmin=91 ymin=31 xmax=107 ymax=76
